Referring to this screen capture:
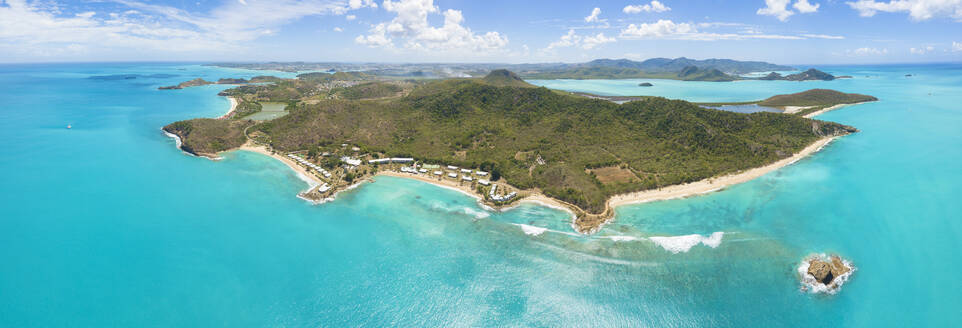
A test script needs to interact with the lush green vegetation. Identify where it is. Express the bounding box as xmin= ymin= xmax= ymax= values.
xmin=331 ymin=82 xmax=402 ymax=100
xmin=758 ymin=89 xmax=877 ymax=107
xmin=162 ymin=119 xmax=252 ymax=156
xmin=758 ymin=68 xmax=836 ymax=81
xmin=244 ymin=75 xmax=854 ymax=212
xmin=698 ymin=89 xmax=877 ymax=116
xmin=296 ymin=71 xmax=370 ymax=81
xmin=481 ymin=69 xmax=537 ymax=87
xmin=166 ymin=71 xmax=860 ymax=213
xmin=677 ymin=66 xmax=736 ymax=81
